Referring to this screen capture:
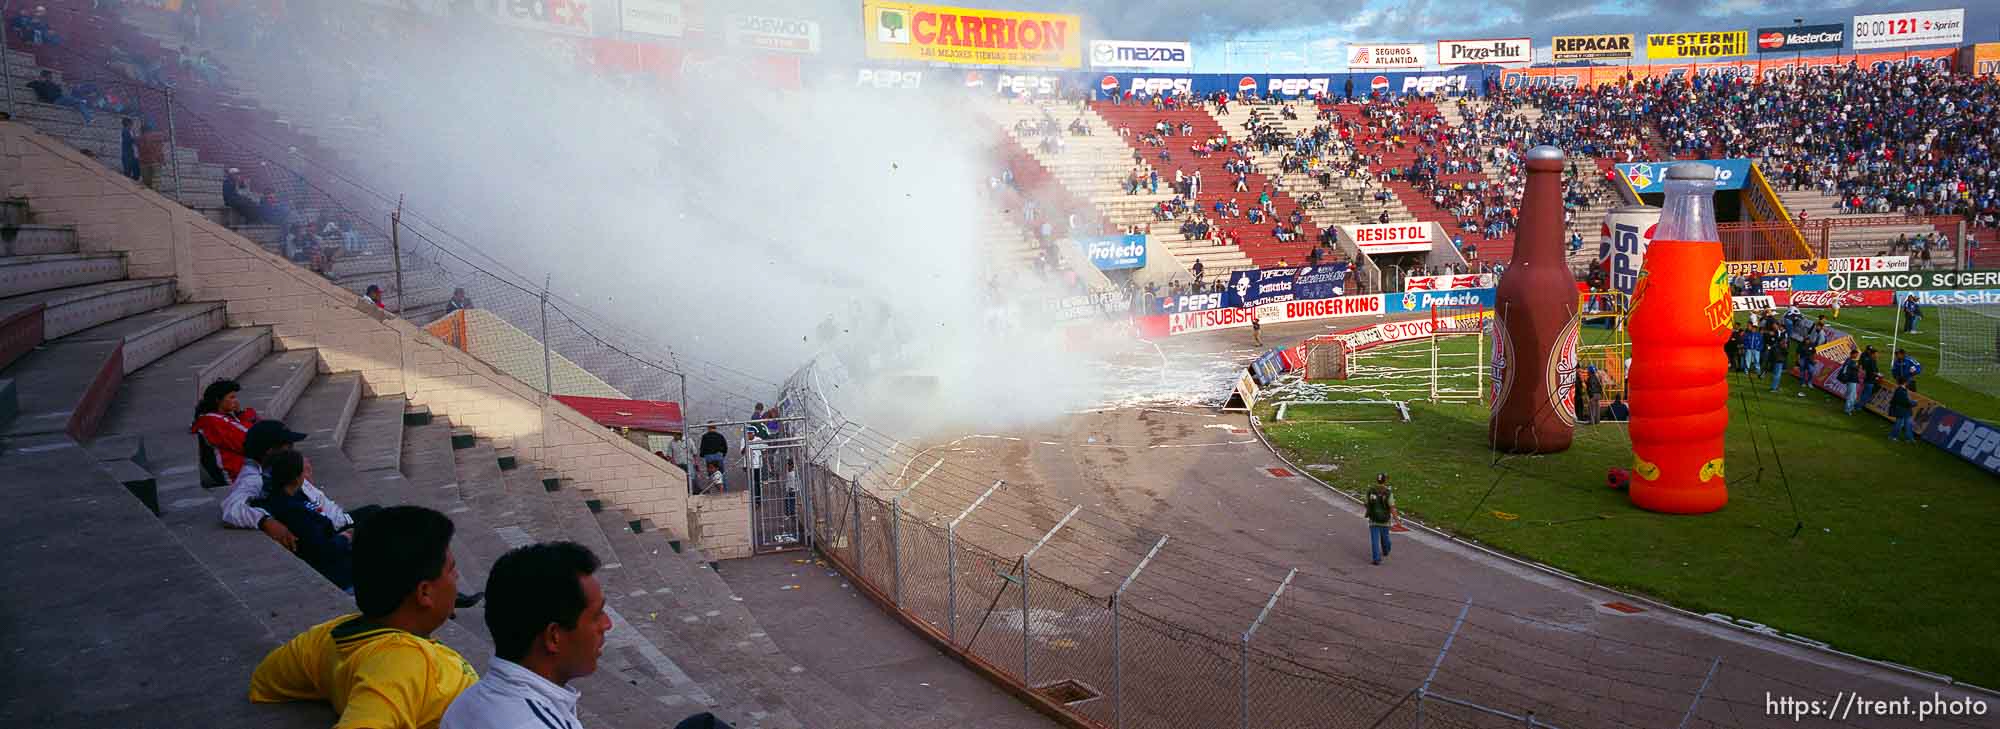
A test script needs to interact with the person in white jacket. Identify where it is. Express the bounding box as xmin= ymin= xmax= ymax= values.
xmin=443 ymin=542 xmax=609 ymax=729
xmin=223 ymin=420 xmax=348 ymax=551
